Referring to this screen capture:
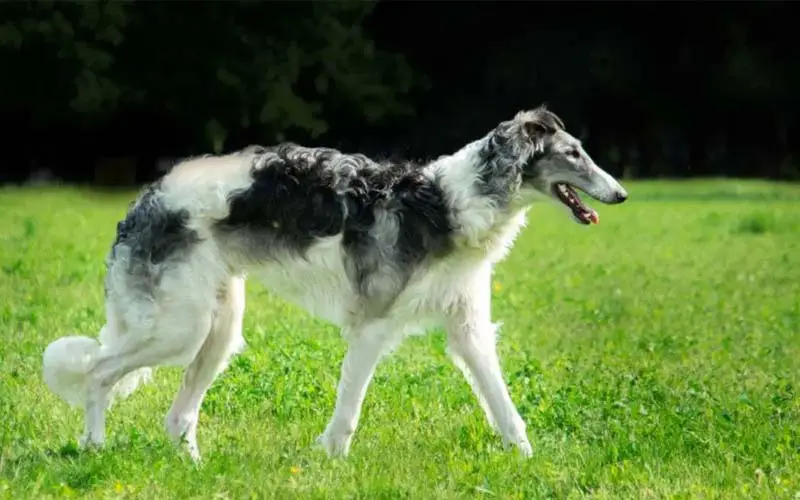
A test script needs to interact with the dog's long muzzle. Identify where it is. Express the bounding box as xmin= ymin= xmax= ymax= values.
xmin=580 ymin=166 xmax=628 ymax=205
